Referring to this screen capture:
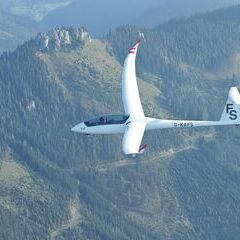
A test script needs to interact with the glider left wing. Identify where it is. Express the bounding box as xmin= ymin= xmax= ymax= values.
xmin=122 ymin=121 xmax=146 ymax=155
